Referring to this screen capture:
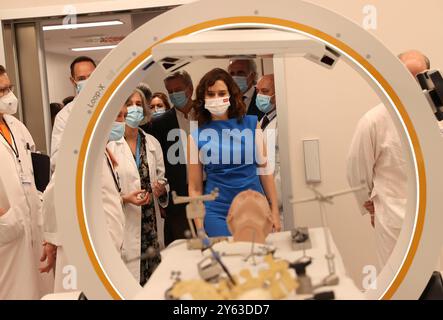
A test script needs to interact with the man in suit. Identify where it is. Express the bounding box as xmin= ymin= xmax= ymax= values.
xmin=142 ymin=70 xmax=195 ymax=246
xmin=228 ymin=59 xmax=264 ymax=121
